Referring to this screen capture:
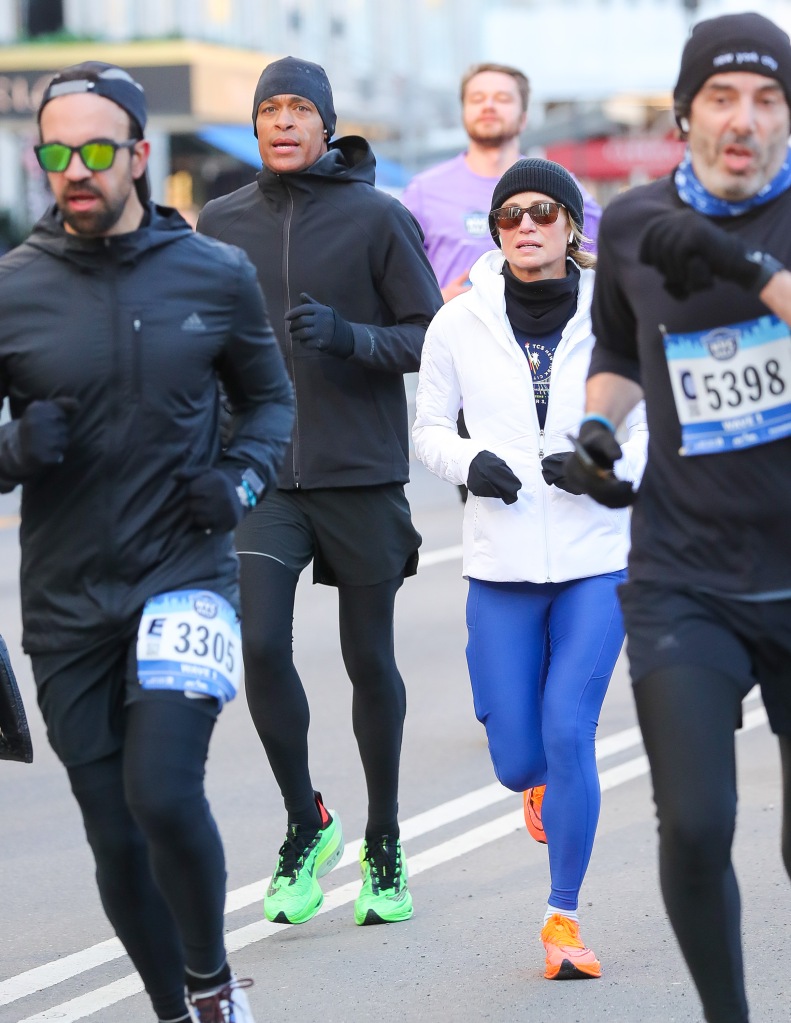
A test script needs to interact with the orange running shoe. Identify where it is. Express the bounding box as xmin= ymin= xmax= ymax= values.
xmin=523 ymin=785 xmax=547 ymax=844
xmin=540 ymin=914 xmax=602 ymax=980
